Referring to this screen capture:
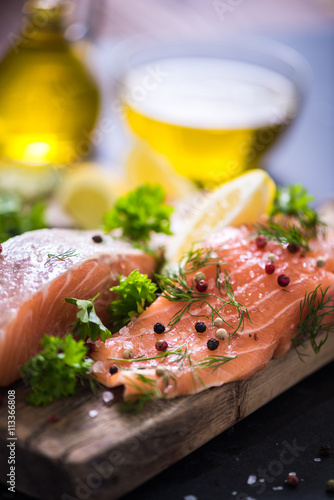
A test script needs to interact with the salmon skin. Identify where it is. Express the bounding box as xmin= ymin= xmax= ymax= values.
xmin=0 ymin=229 xmax=156 ymax=386
xmin=92 ymin=226 xmax=334 ymax=401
